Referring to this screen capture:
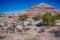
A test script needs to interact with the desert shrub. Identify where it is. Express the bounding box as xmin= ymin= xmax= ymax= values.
xmin=49 ymin=29 xmax=60 ymax=37
xmin=48 ymin=29 xmax=55 ymax=33
xmin=1 ymin=28 xmax=4 ymax=30
xmin=0 ymin=35 xmax=6 ymax=39
xmin=0 ymin=36 xmax=5 ymax=39
xmin=19 ymin=14 xmax=28 ymax=31
xmin=24 ymin=28 xmax=30 ymax=31
xmin=43 ymin=12 xmax=56 ymax=26
xmin=17 ymin=29 xmax=22 ymax=32
xmin=0 ymin=25 xmax=3 ymax=27
xmin=34 ymin=28 xmax=37 ymax=30
xmin=7 ymin=27 xmax=12 ymax=31
xmin=54 ymin=30 xmax=60 ymax=37
xmin=8 ymin=16 xmax=12 ymax=18
xmin=37 ymin=28 xmax=45 ymax=33
xmin=46 ymin=27 xmax=50 ymax=29
xmin=32 ymin=16 xmax=41 ymax=21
